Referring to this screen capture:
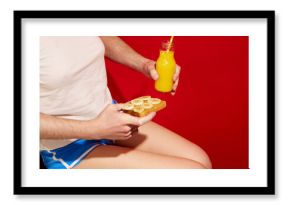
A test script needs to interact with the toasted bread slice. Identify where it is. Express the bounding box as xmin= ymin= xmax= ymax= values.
xmin=121 ymin=96 xmax=166 ymax=117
